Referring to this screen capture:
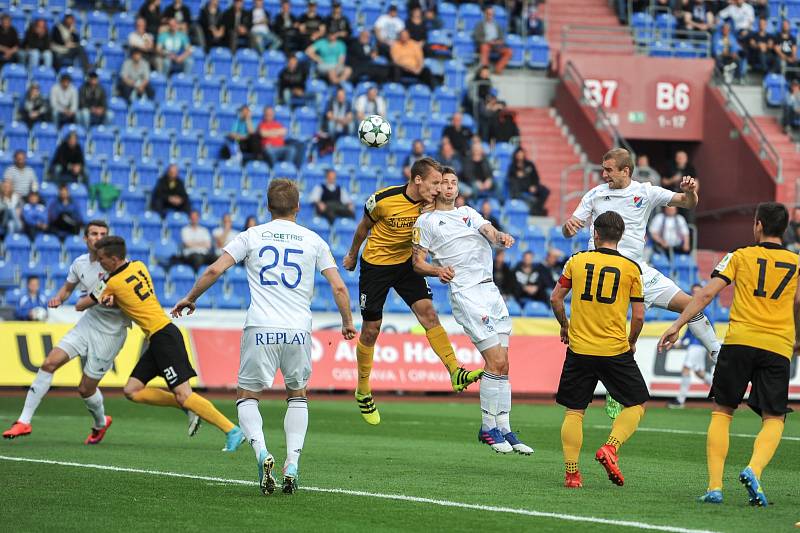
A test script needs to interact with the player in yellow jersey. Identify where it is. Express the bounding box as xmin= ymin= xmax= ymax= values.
xmin=86 ymin=236 xmax=245 ymax=452
xmin=660 ymin=202 xmax=799 ymax=507
xmin=550 ymin=211 xmax=647 ymax=489
xmin=342 ymin=157 xmax=483 ymax=424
